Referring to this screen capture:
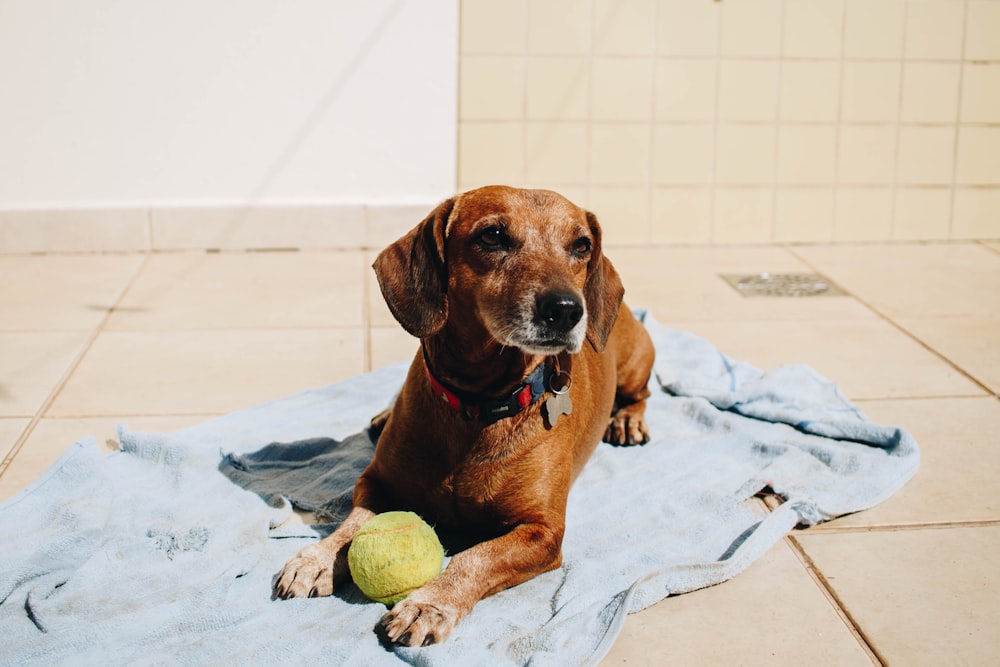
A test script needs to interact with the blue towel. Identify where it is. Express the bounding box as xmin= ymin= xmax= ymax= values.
xmin=0 ymin=313 xmax=918 ymax=666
